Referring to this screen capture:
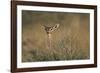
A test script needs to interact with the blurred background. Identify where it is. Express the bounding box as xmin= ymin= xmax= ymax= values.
xmin=22 ymin=10 xmax=90 ymax=62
